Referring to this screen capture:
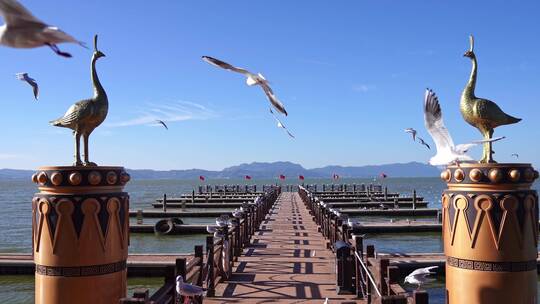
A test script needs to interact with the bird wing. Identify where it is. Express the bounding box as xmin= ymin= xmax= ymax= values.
xmin=270 ymin=108 xmax=294 ymax=138
xmin=181 ymin=283 xmax=204 ymax=296
xmin=261 ymin=82 xmax=288 ymax=116
xmin=471 ymin=136 xmax=506 ymax=144
xmin=417 ymin=137 xmax=430 ymax=150
xmin=156 ymin=120 xmax=168 ymax=130
xmin=202 ymin=56 xmax=252 ymax=76
xmin=455 ymin=136 xmax=506 ymax=154
xmin=0 ymin=0 xmax=45 ymax=27
xmin=50 ymin=100 xmax=93 ymax=126
xmin=42 ymin=26 xmax=82 ymax=45
xmin=424 ymin=89 xmax=455 ymax=153
xmin=408 ymin=266 xmax=437 ymax=277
